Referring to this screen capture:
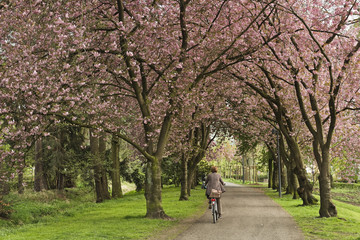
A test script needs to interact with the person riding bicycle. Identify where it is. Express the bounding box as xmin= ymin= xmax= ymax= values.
xmin=205 ymin=166 xmax=225 ymax=218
